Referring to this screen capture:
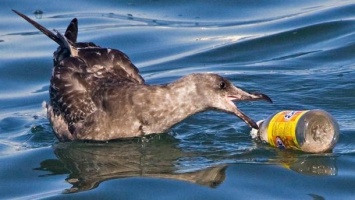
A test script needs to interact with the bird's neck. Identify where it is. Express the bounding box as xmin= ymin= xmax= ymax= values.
xmin=141 ymin=80 xmax=207 ymax=134
xmin=166 ymin=79 xmax=207 ymax=117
